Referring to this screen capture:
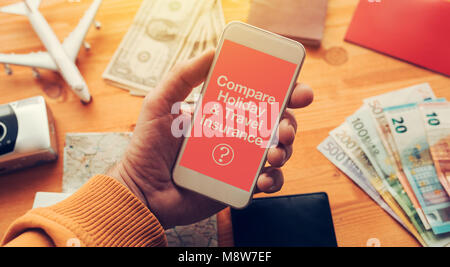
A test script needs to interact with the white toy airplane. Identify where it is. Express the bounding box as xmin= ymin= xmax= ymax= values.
xmin=0 ymin=0 xmax=103 ymax=104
